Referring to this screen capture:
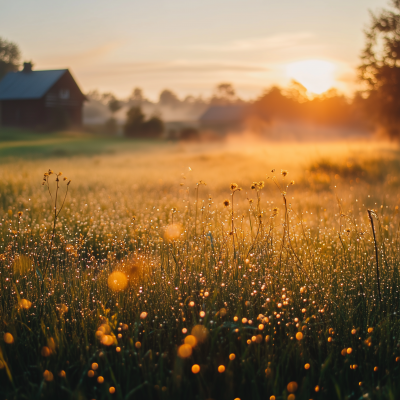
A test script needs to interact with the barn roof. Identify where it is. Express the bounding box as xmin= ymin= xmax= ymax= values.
xmin=0 ymin=69 xmax=68 ymax=100
xmin=199 ymin=104 xmax=249 ymax=123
